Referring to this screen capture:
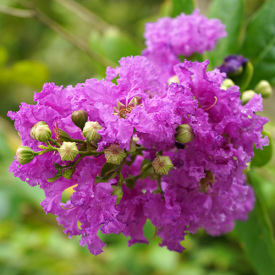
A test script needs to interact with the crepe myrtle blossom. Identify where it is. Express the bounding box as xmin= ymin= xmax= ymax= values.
xmin=8 ymin=56 xmax=268 ymax=255
xmin=143 ymin=10 xmax=226 ymax=82
xmin=218 ymin=54 xmax=248 ymax=77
